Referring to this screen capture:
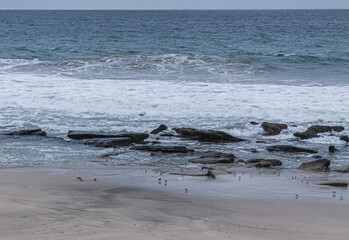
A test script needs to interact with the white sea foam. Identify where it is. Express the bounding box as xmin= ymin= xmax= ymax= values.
xmin=0 ymin=73 xmax=348 ymax=135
